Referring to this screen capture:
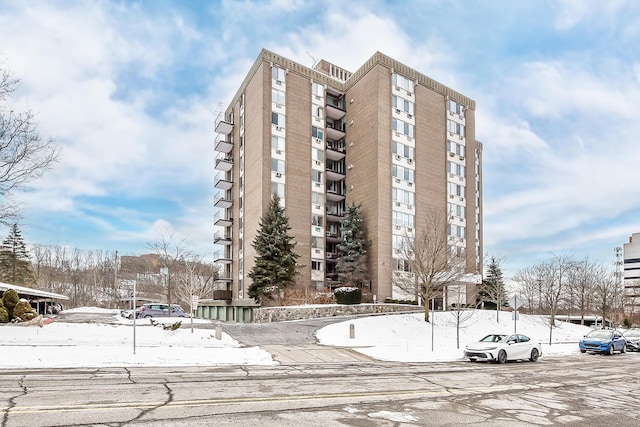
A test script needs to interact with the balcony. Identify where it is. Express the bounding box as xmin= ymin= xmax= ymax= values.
xmin=214 ymin=212 xmax=233 ymax=227
xmin=213 ymin=255 xmax=233 ymax=264
xmin=214 ymin=195 xmax=232 ymax=209
xmin=213 ymin=289 xmax=233 ymax=300
xmin=326 ymin=232 xmax=340 ymax=243
xmin=325 ymin=103 xmax=346 ymax=120
xmin=215 ymin=134 xmax=233 ymax=153
xmin=325 ymin=122 xmax=345 ymax=141
xmin=326 ymin=190 xmax=345 ymax=202
xmin=326 ymin=169 xmax=345 ymax=182
xmin=214 ymin=231 xmax=232 ymax=245
xmin=214 ymin=176 xmax=233 ymax=190
xmin=326 ymin=144 xmax=346 ymax=161
xmin=326 ymin=209 xmax=343 ymax=222
xmin=215 ymin=111 xmax=233 ymax=135
xmin=215 ymin=155 xmax=233 ymax=172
